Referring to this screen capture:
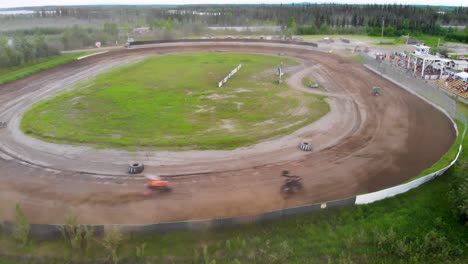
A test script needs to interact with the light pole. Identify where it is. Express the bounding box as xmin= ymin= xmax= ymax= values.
xmin=381 ymin=17 xmax=385 ymax=40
